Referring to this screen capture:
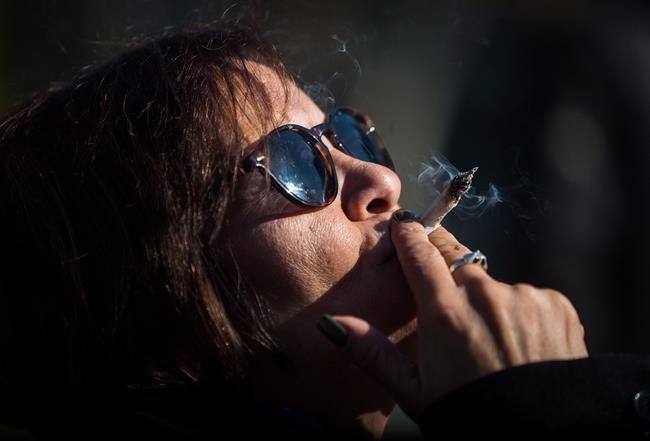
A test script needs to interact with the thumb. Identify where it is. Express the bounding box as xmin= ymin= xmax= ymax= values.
xmin=317 ymin=314 xmax=421 ymax=414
